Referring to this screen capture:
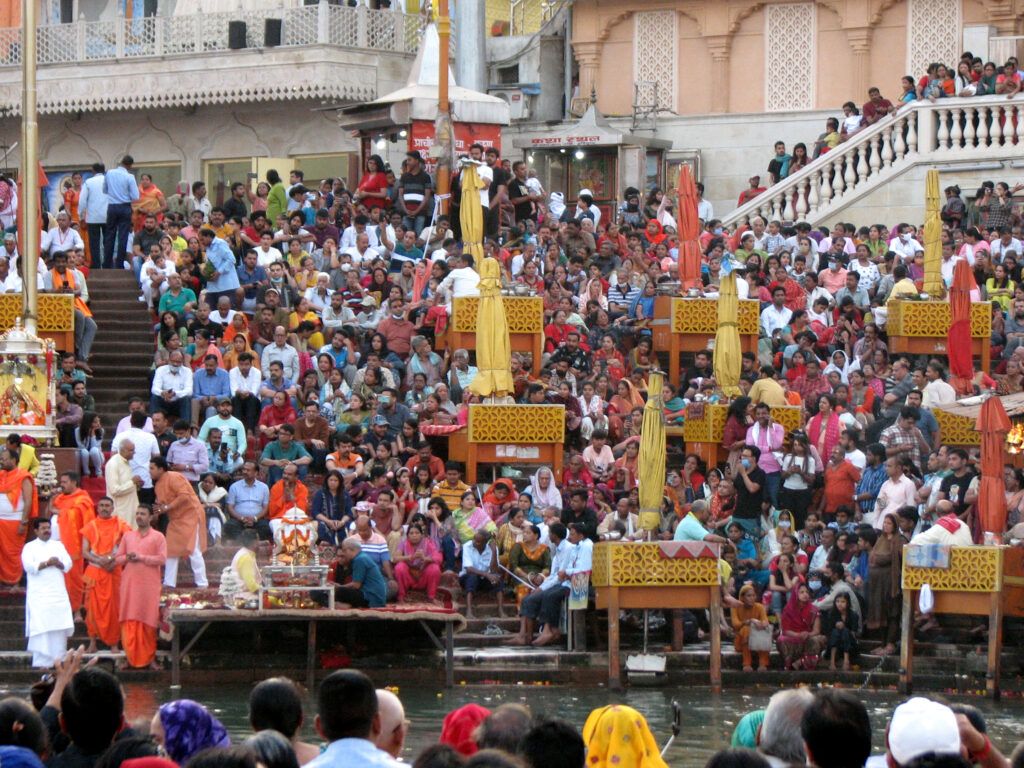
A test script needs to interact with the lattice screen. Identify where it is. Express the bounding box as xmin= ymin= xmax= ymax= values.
xmin=906 ymin=0 xmax=961 ymax=77
xmin=765 ymin=2 xmax=816 ymax=112
xmin=634 ymin=10 xmax=677 ymax=113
